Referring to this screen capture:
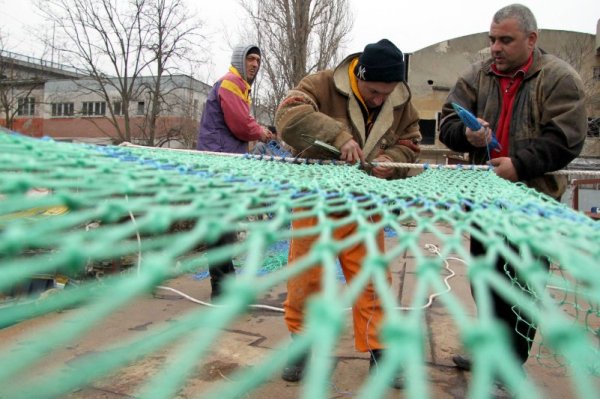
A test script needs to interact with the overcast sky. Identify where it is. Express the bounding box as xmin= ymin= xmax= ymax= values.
xmin=1 ymin=0 xmax=598 ymax=82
